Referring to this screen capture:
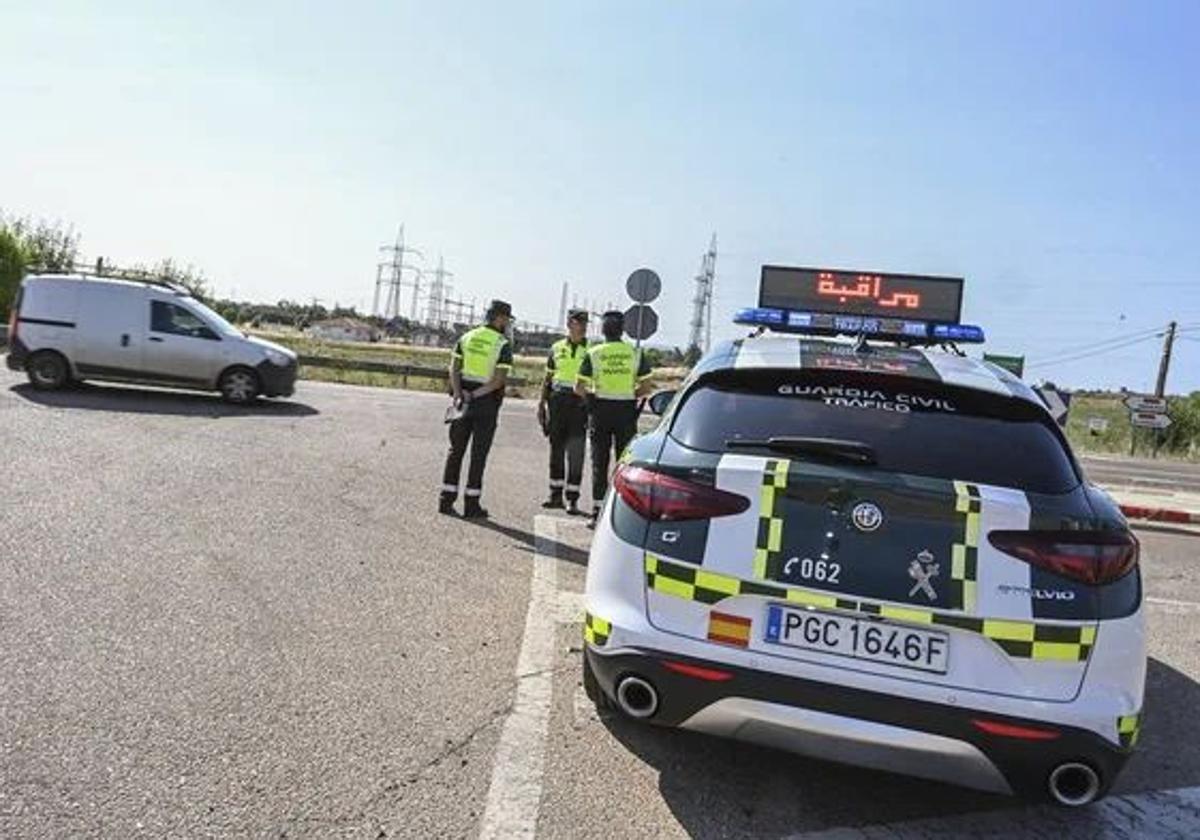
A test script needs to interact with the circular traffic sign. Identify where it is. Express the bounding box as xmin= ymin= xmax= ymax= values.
xmin=625 ymin=268 xmax=662 ymax=304
xmin=624 ymin=304 xmax=658 ymax=341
